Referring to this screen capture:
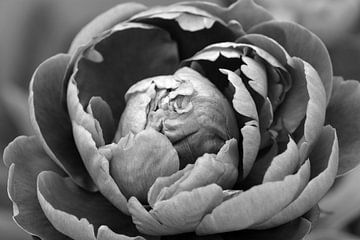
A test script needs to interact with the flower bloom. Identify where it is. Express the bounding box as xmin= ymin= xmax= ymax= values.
xmin=4 ymin=1 xmax=360 ymax=239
